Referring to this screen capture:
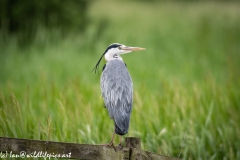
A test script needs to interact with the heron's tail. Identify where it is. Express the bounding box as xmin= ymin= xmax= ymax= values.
xmin=114 ymin=123 xmax=128 ymax=135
